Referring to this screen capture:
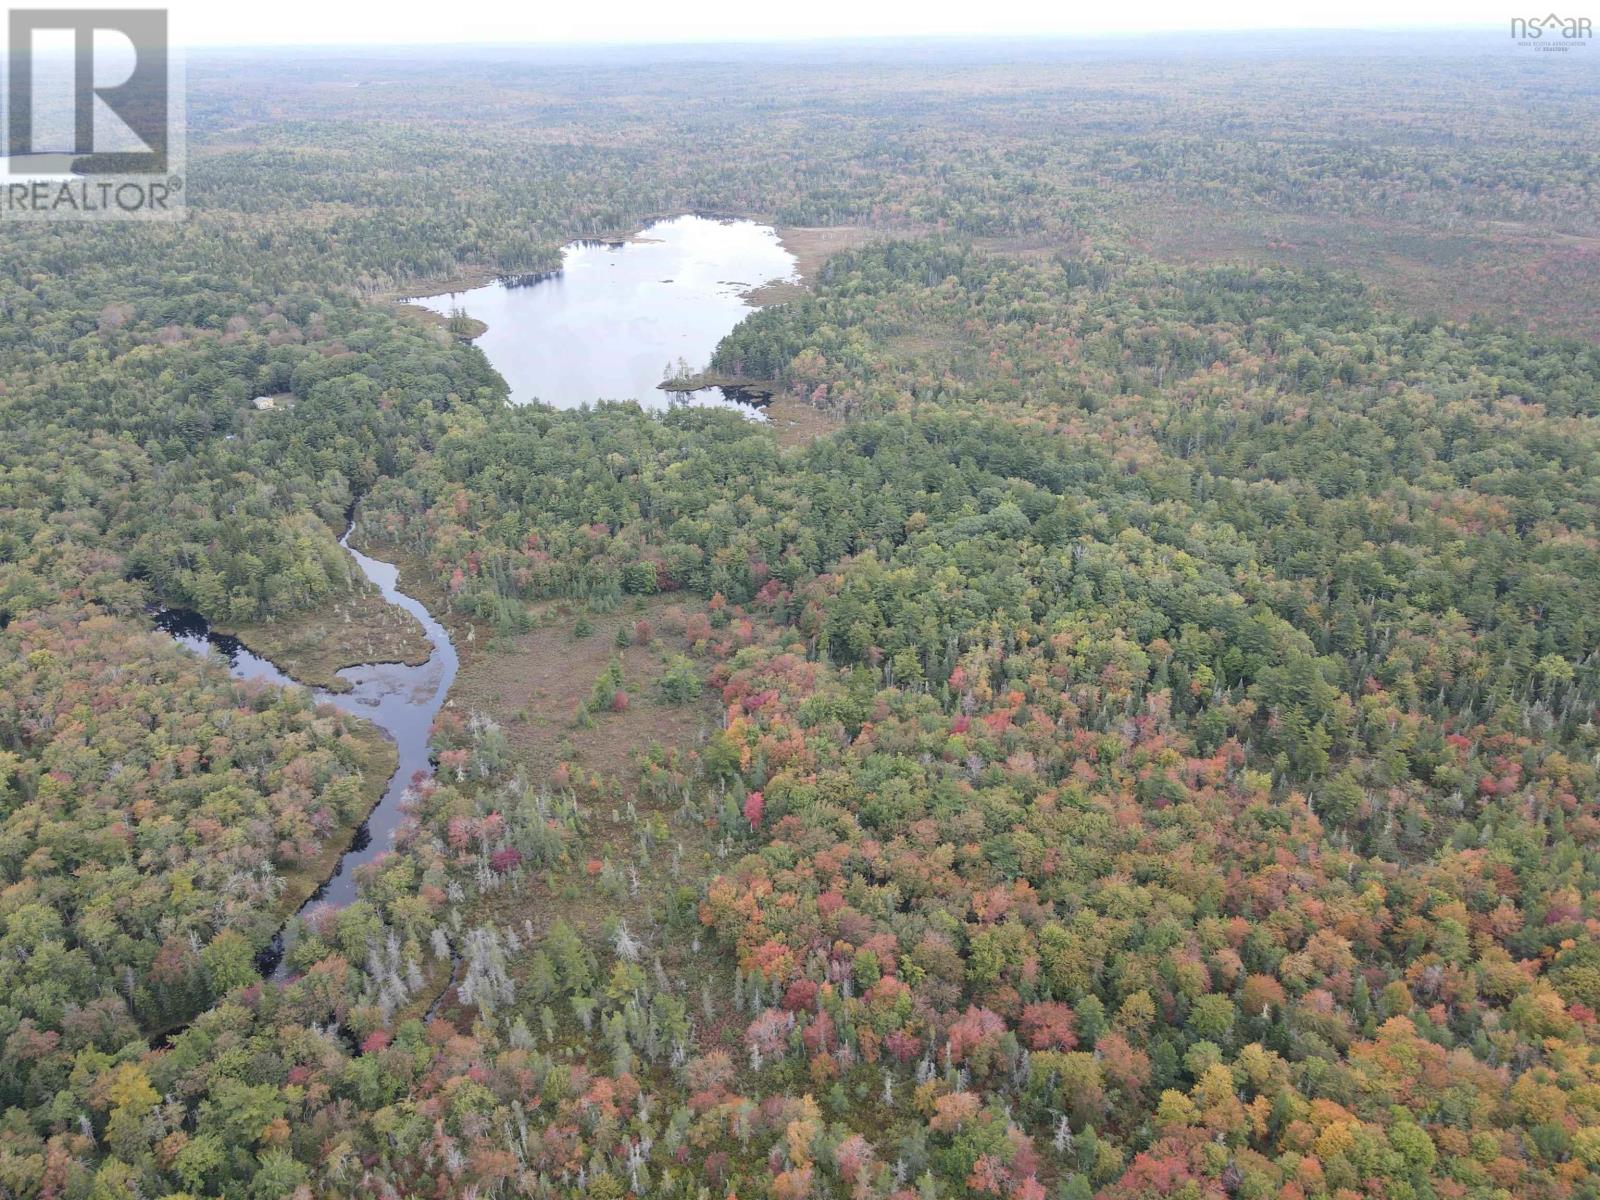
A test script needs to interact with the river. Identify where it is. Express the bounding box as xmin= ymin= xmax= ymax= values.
xmin=155 ymin=527 xmax=457 ymax=977
xmin=159 ymin=213 xmax=787 ymax=980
